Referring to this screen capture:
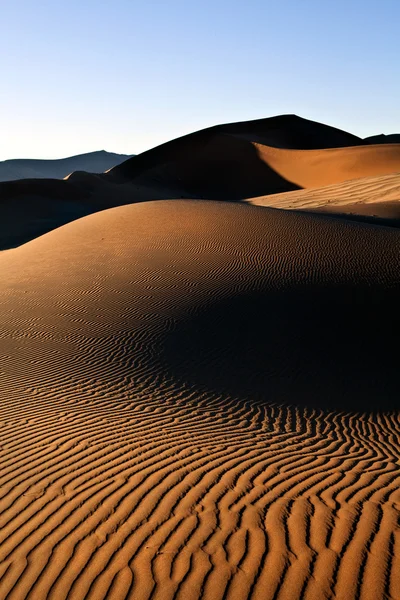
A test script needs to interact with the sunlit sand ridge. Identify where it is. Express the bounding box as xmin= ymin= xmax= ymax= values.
xmin=0 ymin=198 xmax=399 ymax=600
xmin=248 ymin=171 xmax=400 ymax=221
